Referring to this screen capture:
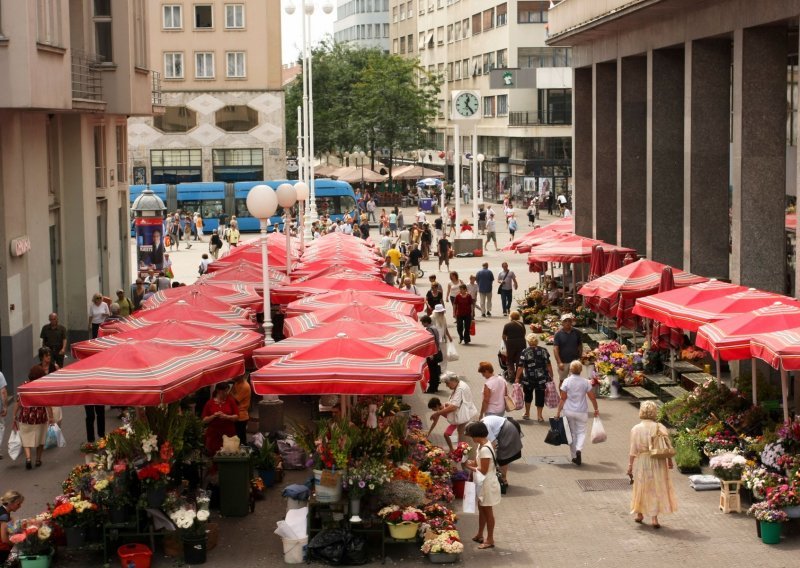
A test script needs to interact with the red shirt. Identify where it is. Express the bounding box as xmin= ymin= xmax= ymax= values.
xmin=453 ymin=293 xmax=474 ymax=317
xmin=201 ymin=395 xmax=239 ymax=455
